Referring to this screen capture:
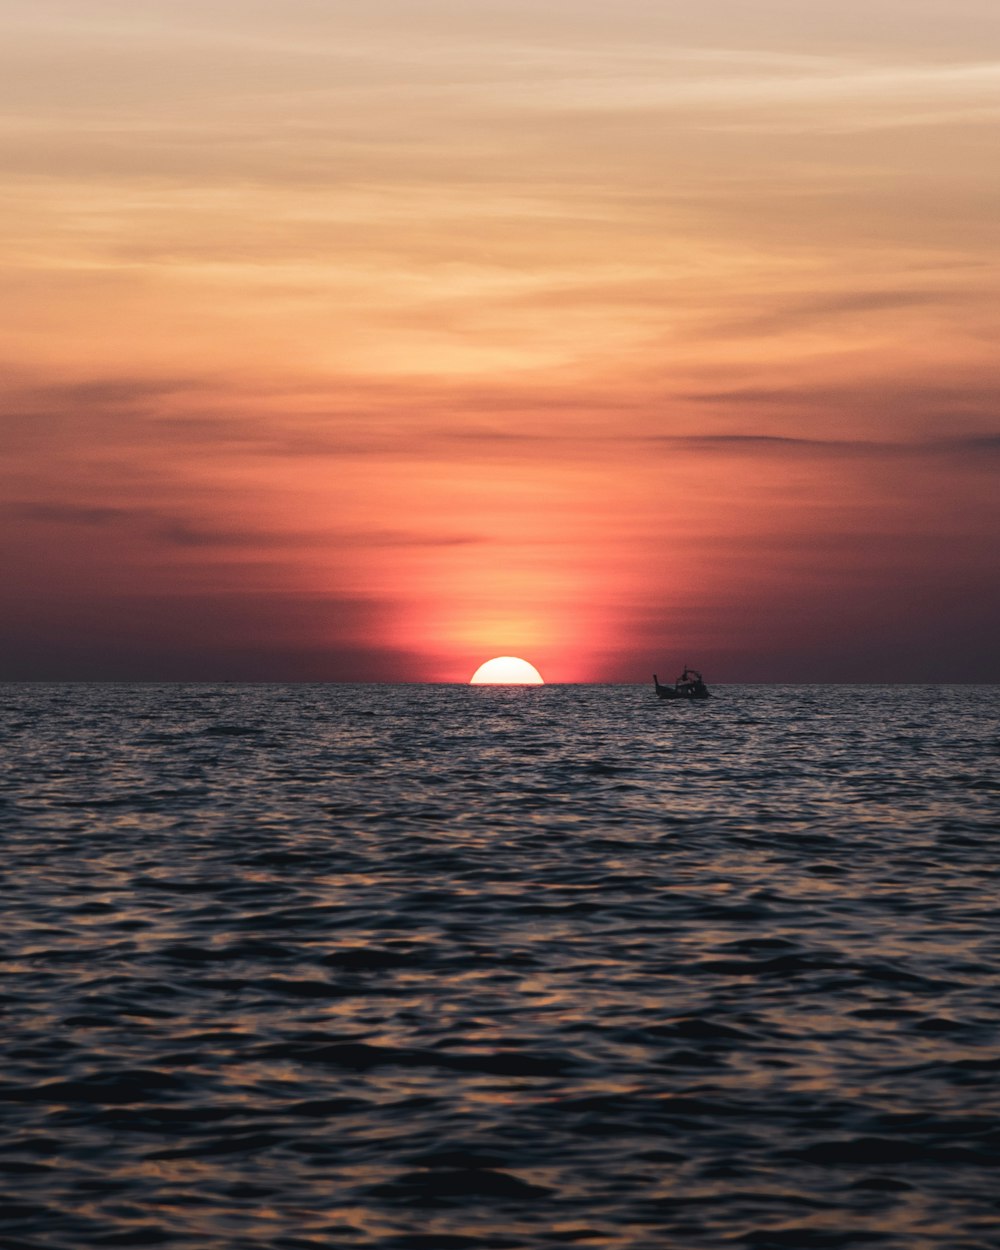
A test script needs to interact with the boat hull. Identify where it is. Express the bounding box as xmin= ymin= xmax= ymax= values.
xmin=653 ymin=673 xmax=711 ymax=700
